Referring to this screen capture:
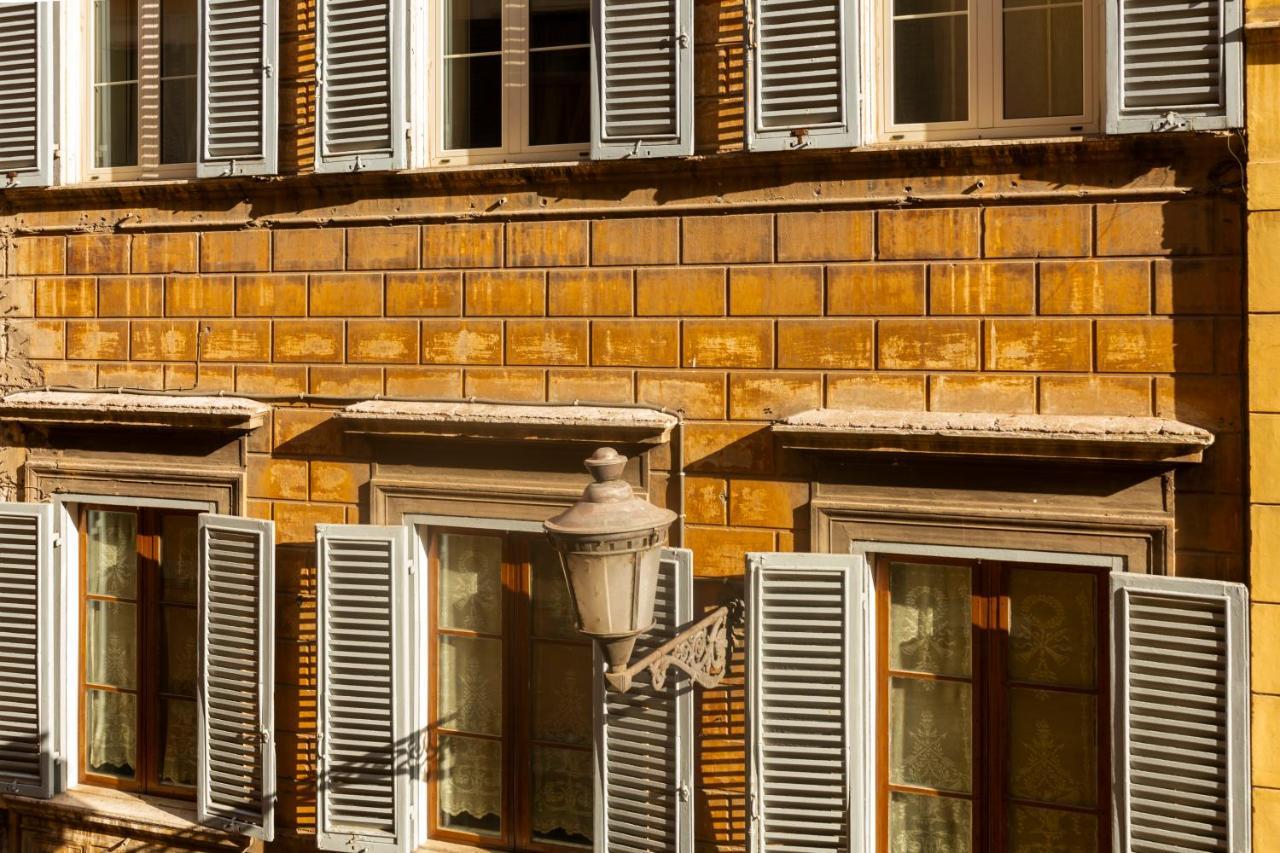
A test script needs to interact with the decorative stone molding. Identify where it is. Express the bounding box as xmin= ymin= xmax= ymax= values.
xmin=0 ymin=392 xmax=270 ymax=431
